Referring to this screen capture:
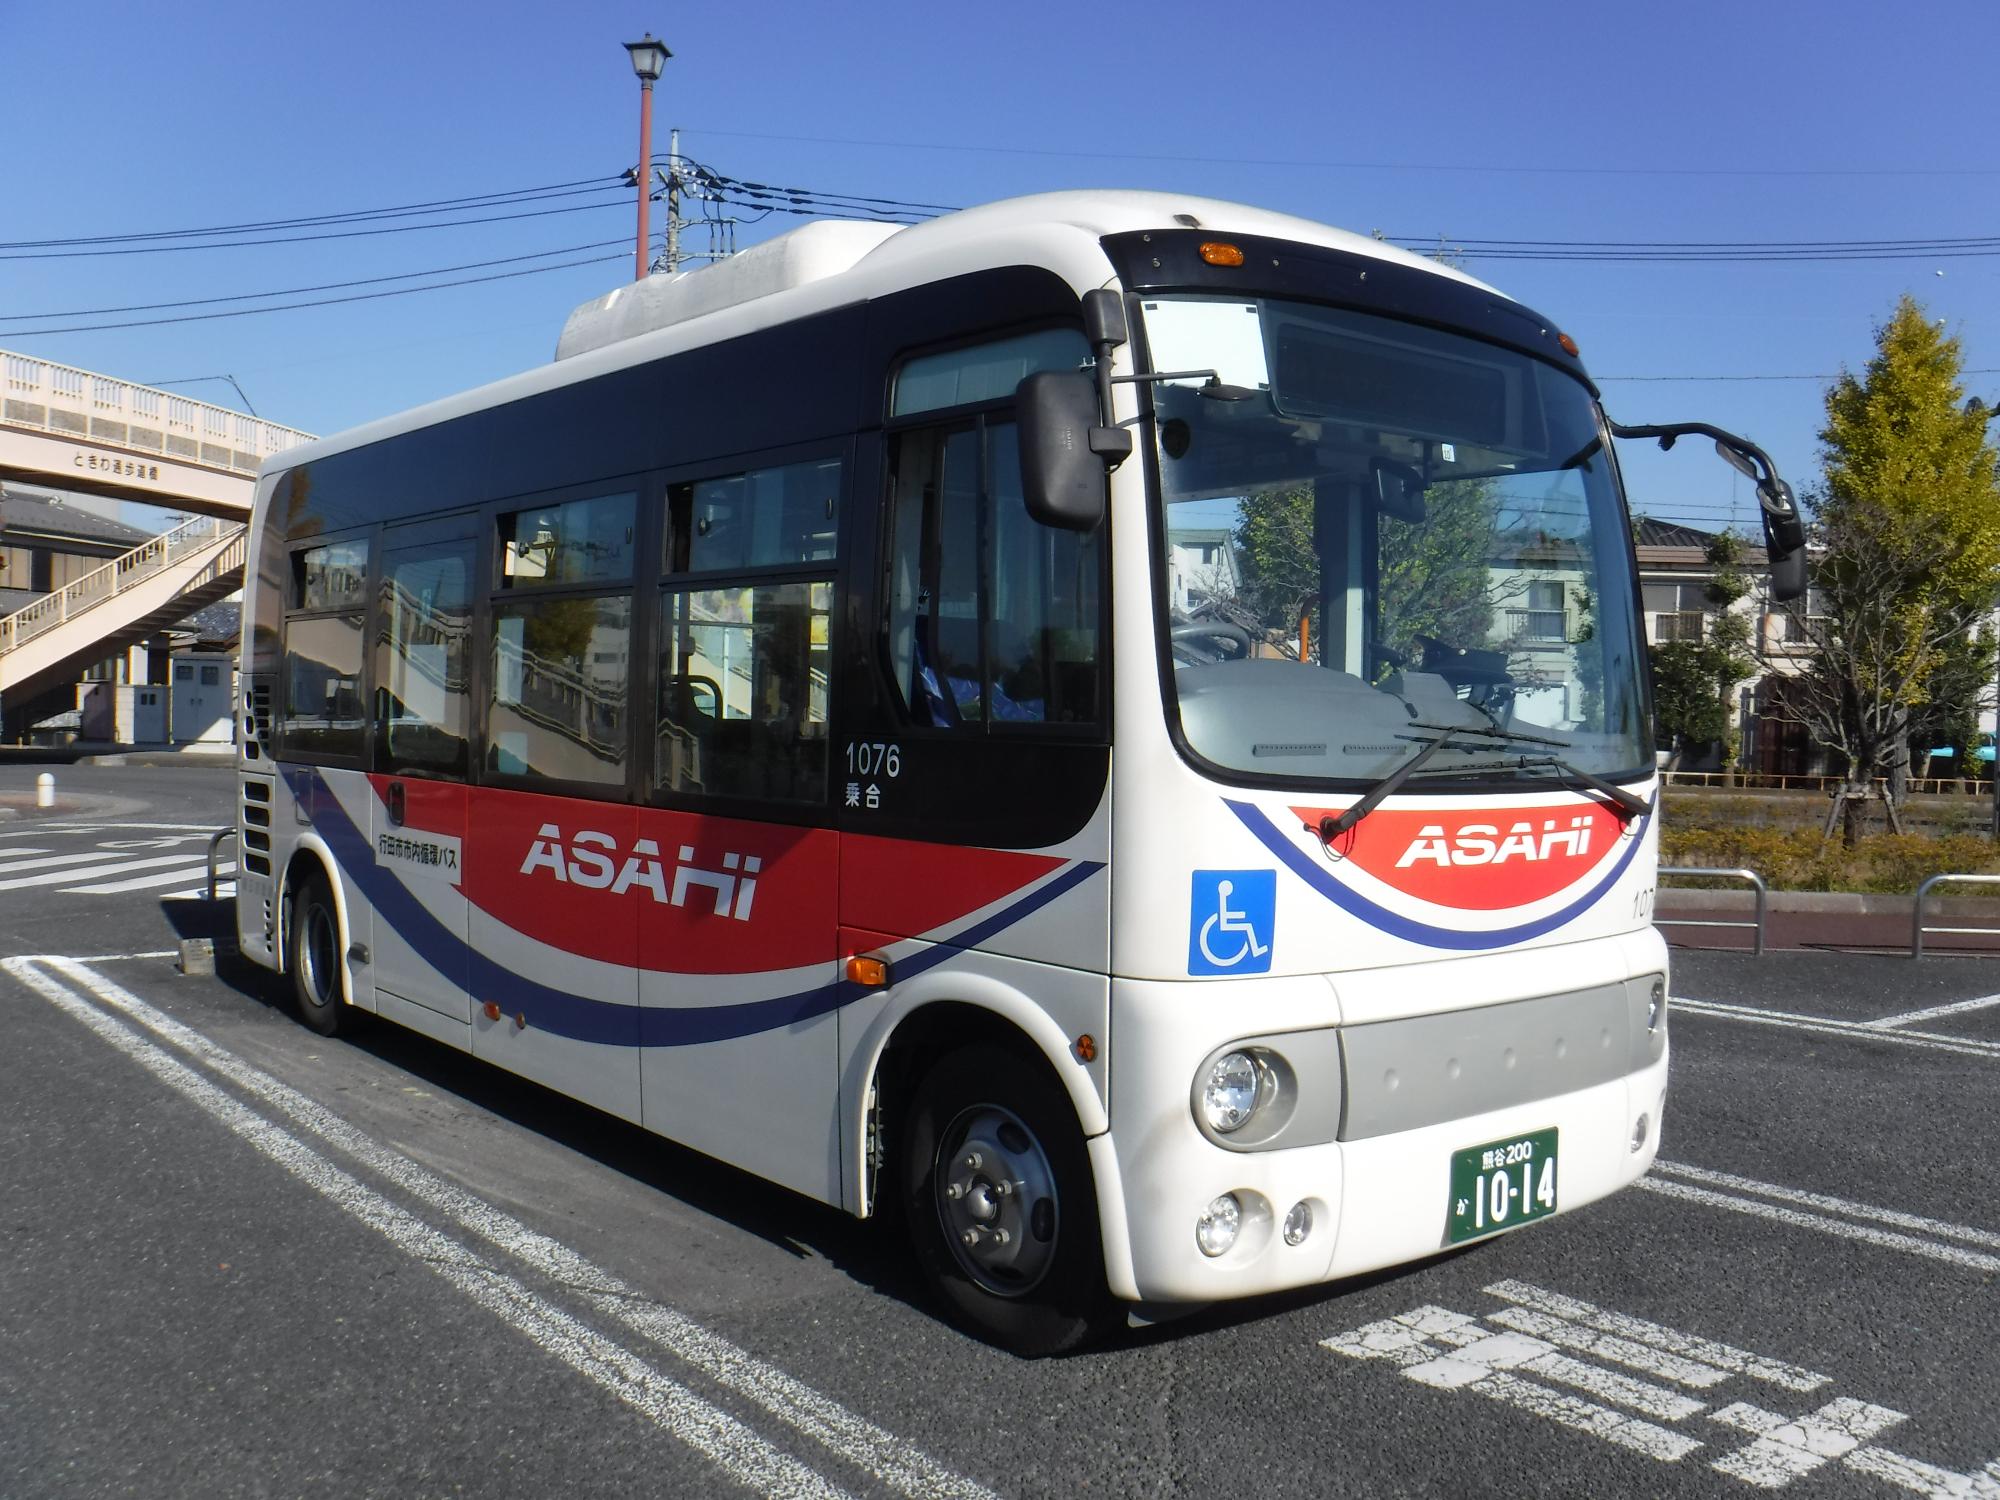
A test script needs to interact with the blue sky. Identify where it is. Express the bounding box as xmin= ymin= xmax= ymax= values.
xmin=4 ymin=0 xmax=1996 ymax=534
